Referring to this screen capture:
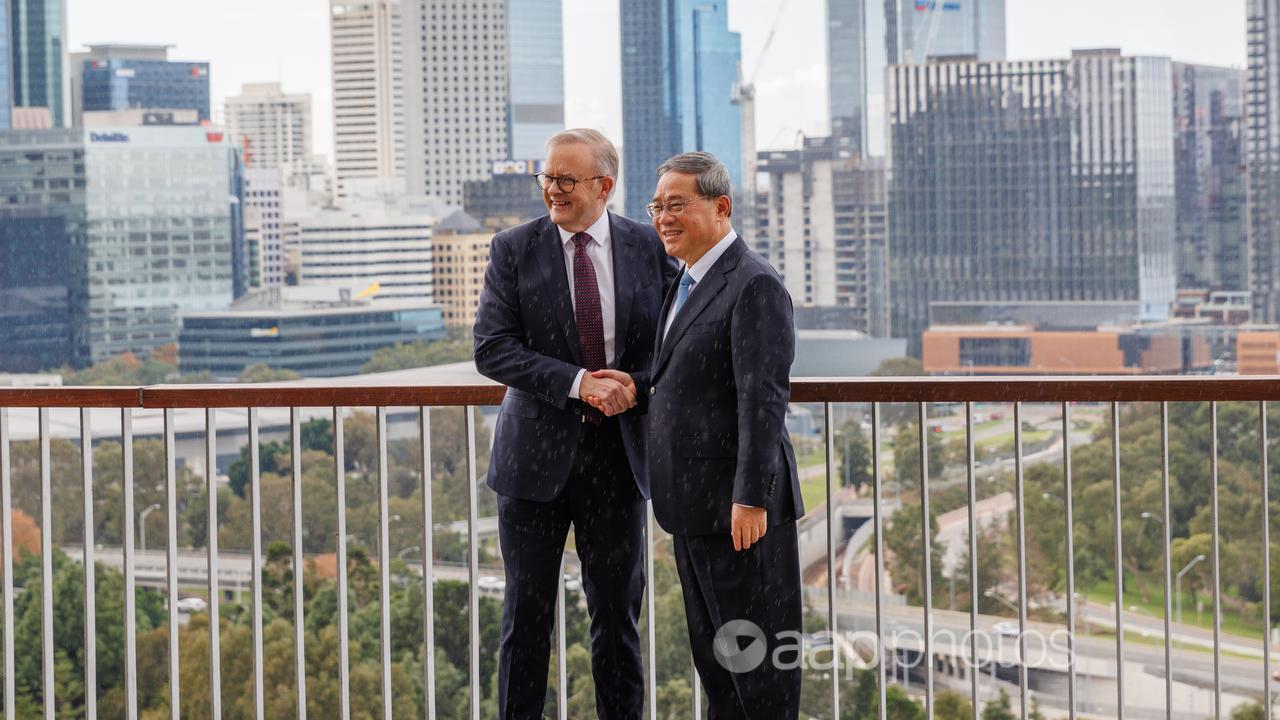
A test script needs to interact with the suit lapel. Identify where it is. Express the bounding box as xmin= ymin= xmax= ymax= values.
xmin=532 ymin=217 xmax=583 ymax=366
xmin=652 ymin=237 xmax=746 ymax=378
xmin=609 ymin=214 xmax=637 ymax=362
